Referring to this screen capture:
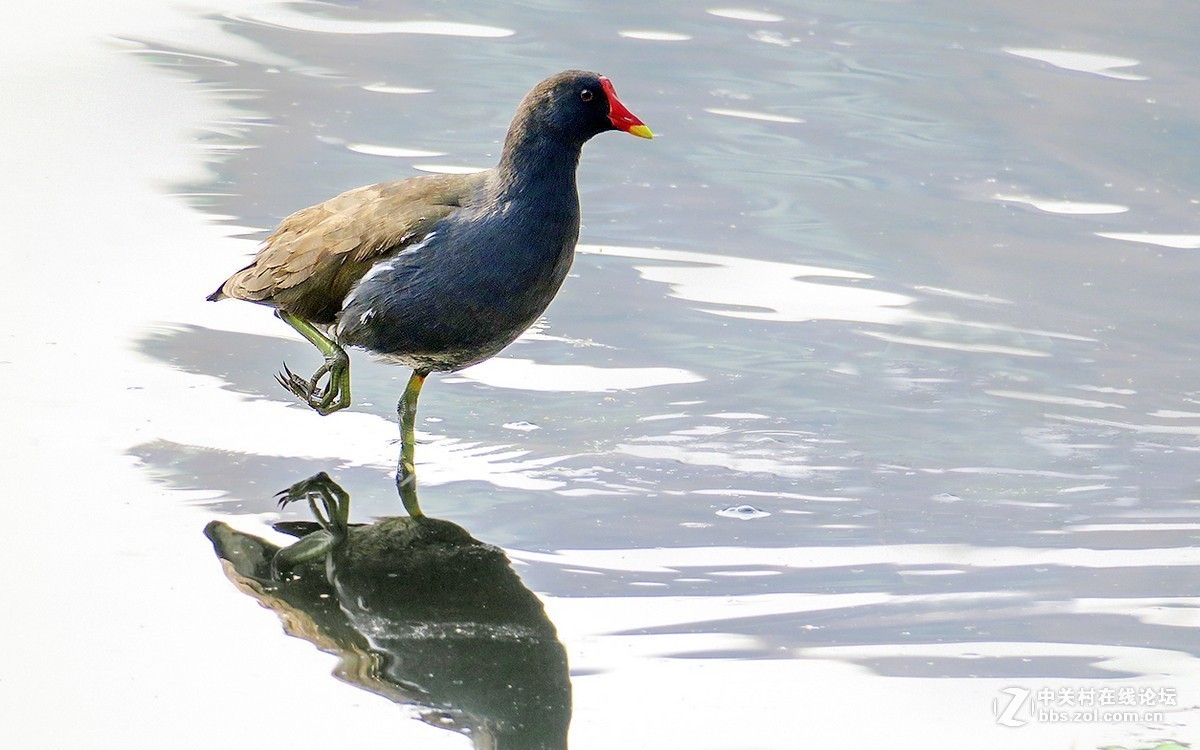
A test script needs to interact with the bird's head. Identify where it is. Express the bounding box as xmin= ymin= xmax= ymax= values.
xmin=518 ymin=69 xmax=654 ymax=146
